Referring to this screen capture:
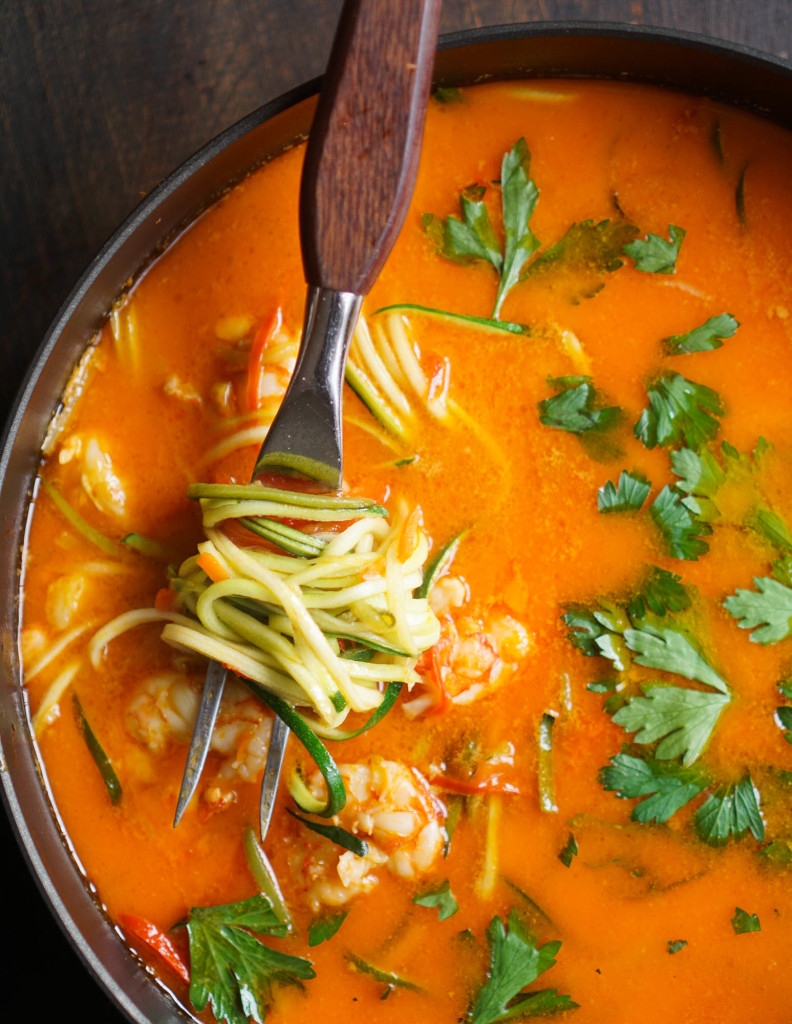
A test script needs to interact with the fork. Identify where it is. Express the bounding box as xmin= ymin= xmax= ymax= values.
xmin=174 ymin=0 xmax=442 ymax=840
